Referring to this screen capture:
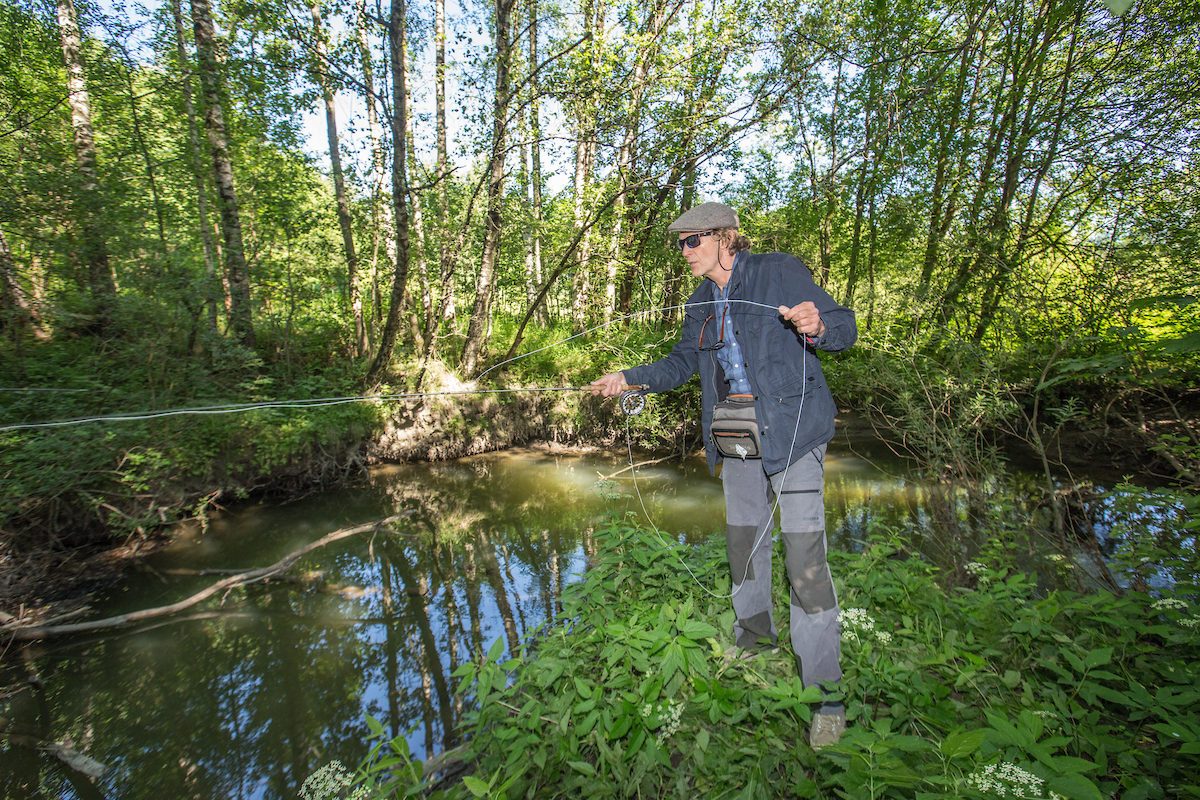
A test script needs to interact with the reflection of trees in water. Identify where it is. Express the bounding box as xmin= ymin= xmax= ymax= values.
xmin=347 ymin=459 xmax=595 ymax=762
xmin=3 ymin=593 xmax=373 ymax=799
xmin=824 ymin=467 xmax=1125 ymax=590
xmin=360 ymin=525 xmax=586 ymax=759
